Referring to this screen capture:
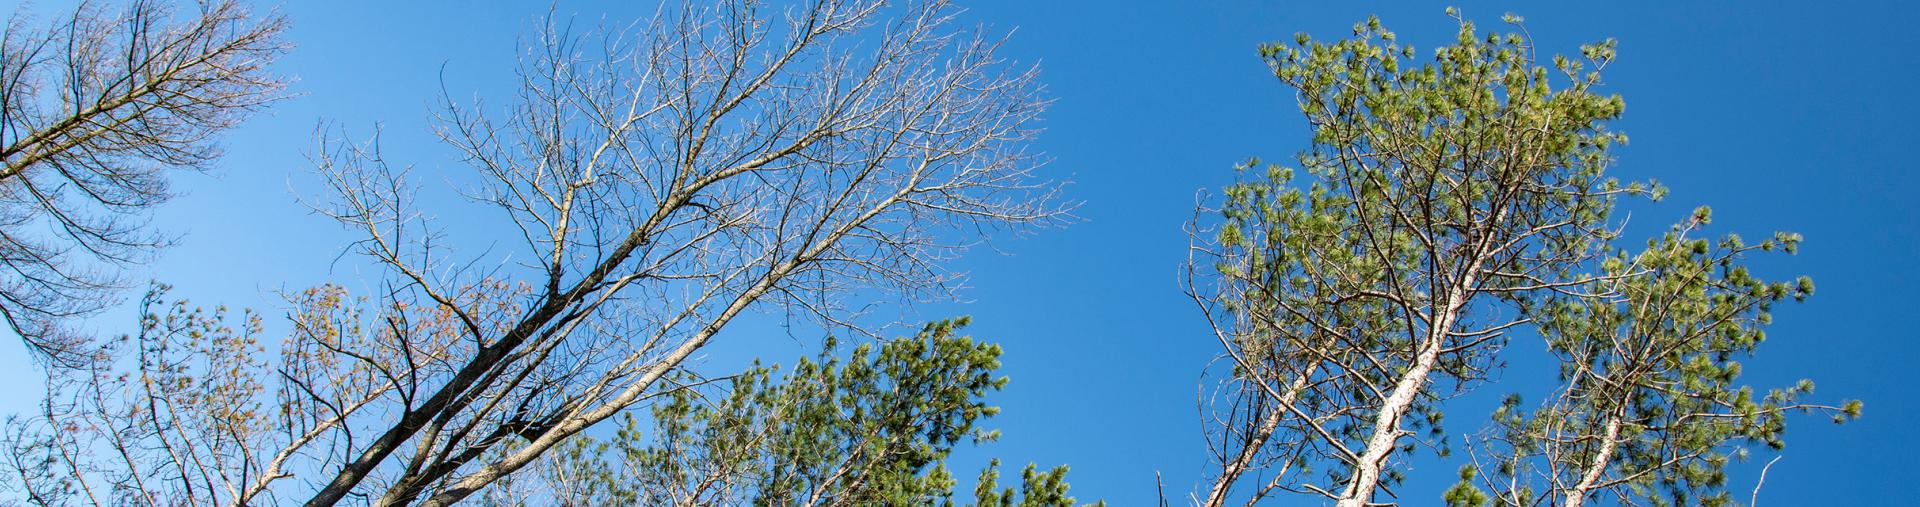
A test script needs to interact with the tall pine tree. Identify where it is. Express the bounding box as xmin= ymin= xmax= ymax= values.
xmin=1192 ymin=11 xmax=1634 ymax=505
